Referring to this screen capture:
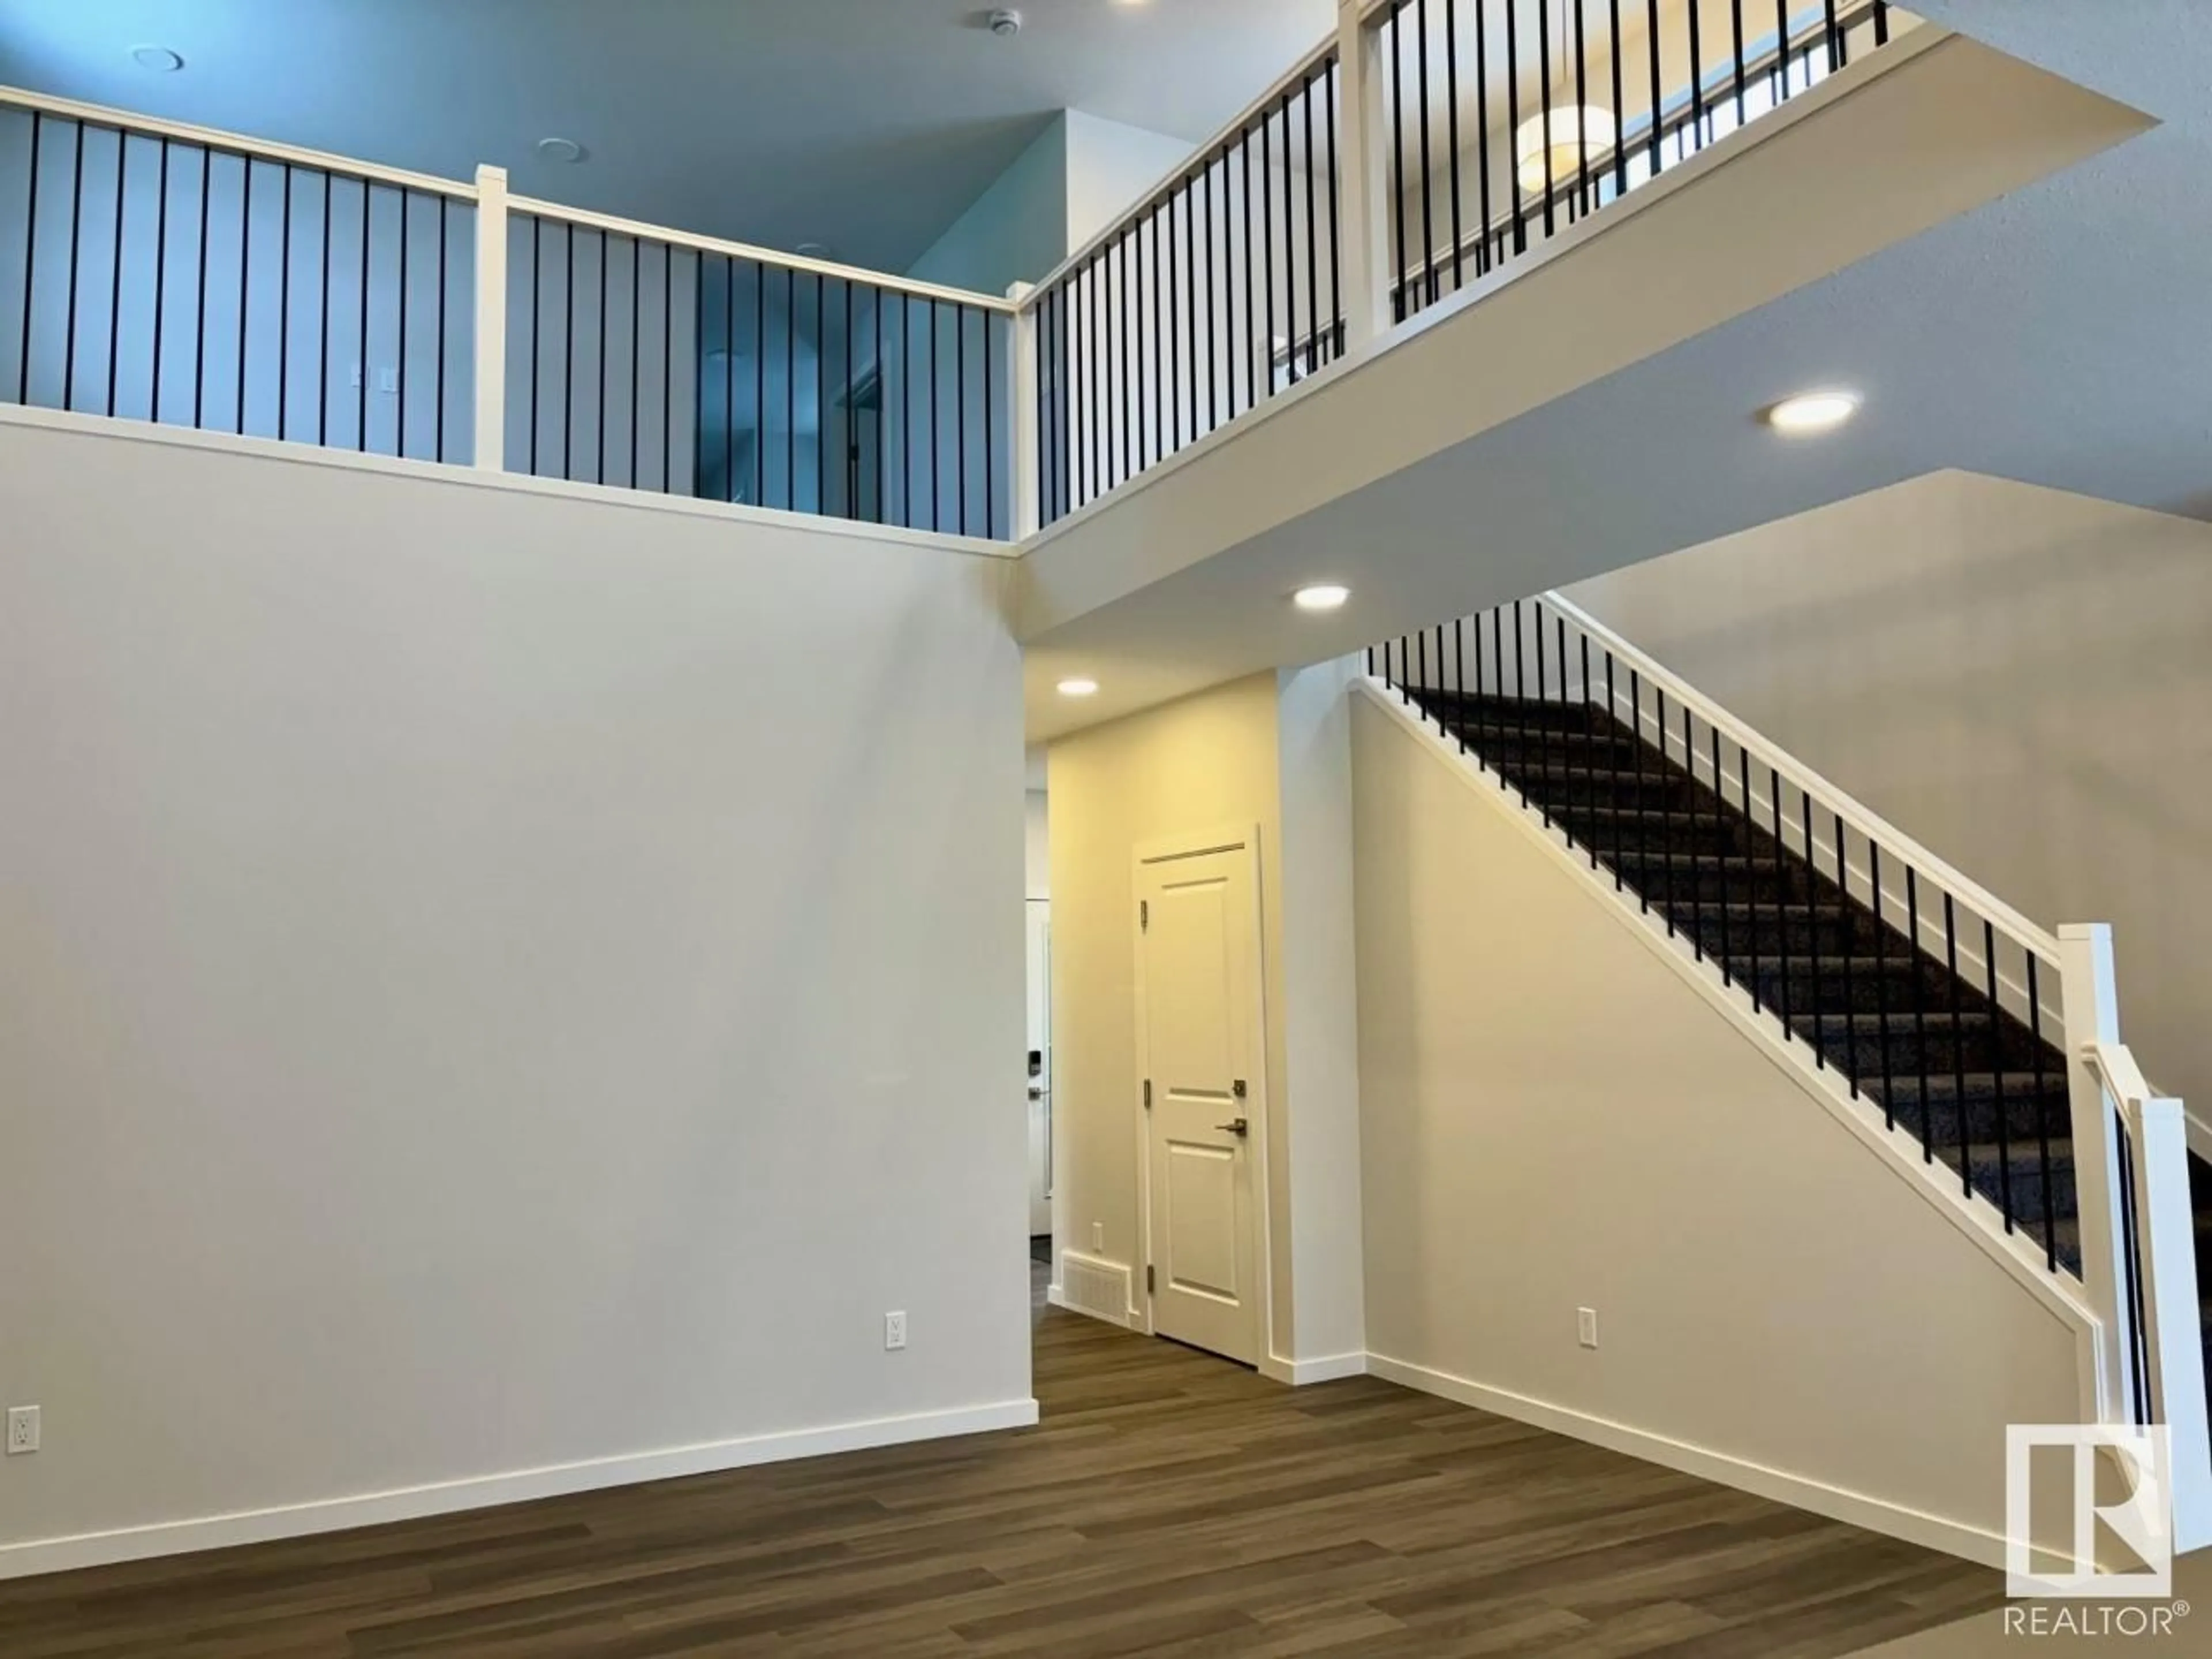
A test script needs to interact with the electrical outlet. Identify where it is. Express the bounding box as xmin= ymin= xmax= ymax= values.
xmin=884 ymin=1311 xmax=907 ymax=1352
xmin=1091 ymin=1221 xmax=1104 ymax=1252
xmin=5 ymin=1406 xmax=39 ymax=1456
xmin=1577 ymin=1308 xmax=1599 ymax=1350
